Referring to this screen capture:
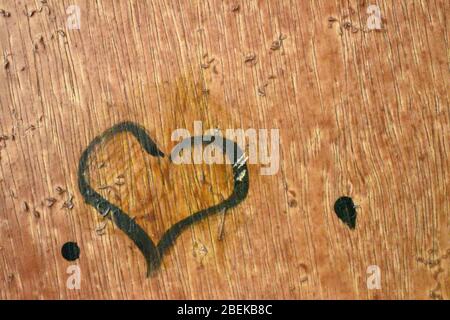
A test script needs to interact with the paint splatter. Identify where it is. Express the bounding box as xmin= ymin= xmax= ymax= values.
xmin=61 ymin=242 xmax=80 ymax=261
xmin=334 ymin=196 xmax=357 ymax=229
